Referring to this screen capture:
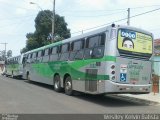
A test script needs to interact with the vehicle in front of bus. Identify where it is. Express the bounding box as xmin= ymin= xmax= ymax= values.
xmin=22 ymin=24 xmax=153 ymax=95
xmin=5 ymin=55 xmax=24 ymax=78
